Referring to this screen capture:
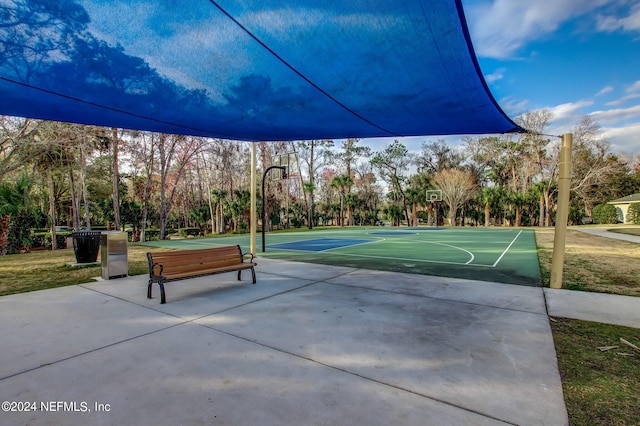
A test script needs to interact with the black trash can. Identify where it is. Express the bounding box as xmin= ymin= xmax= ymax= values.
xmin=72 ymin=231 xmax=101 ymax=263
